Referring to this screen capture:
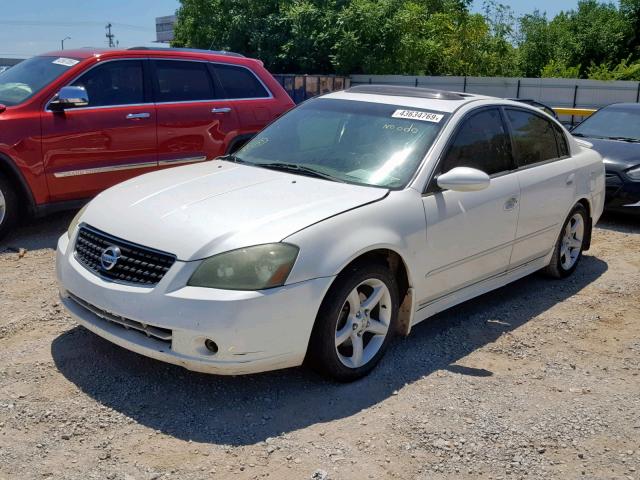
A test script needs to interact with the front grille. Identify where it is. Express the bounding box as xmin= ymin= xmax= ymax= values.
xmin=68 ymin=292 xmax=172 ymax=344
xmin=75 ymin=225 xmax=176 ymax=286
